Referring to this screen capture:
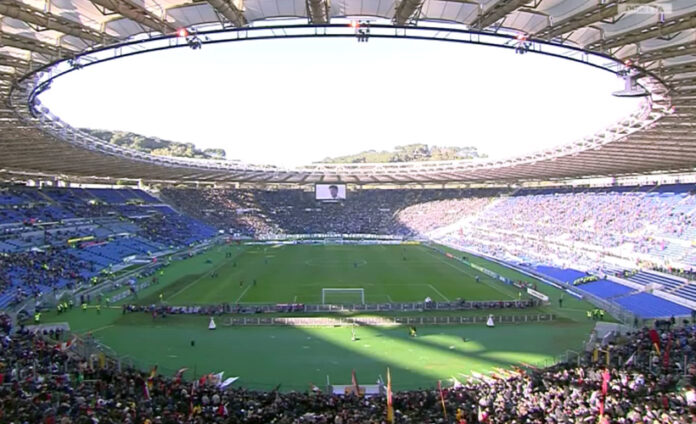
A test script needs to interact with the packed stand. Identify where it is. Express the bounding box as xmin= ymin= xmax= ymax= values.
xmin=160 ymin=188 xmax=502 ymax=237
xmin=440 ymin=184 xmax=696 ymax=270
xmin=0 ymin=186 xmax=216 ymax=306
xmin=1 ymin=318 xmax=695 ymax=423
